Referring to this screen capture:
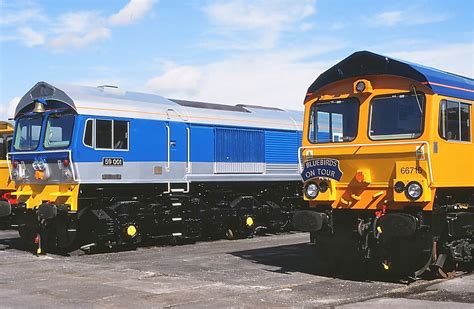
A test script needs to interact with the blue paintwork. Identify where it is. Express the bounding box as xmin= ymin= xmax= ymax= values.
xmin=11 ymin=113 xmax=302 ymax=166
xmin=411 ymin=63 xmax=474 ymax=101
xmin=215 ymin=128 xmax=264 ymax=163
xmin=265 ymin=130 xmax=298 ymax=164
